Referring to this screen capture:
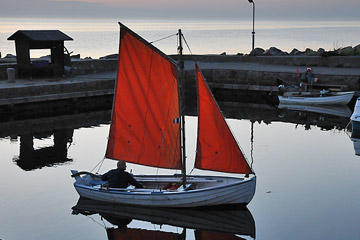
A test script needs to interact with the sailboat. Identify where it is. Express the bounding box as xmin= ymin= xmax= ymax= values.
xmin=71 ymin=22 xmax=256 ymax=207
